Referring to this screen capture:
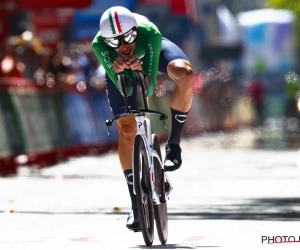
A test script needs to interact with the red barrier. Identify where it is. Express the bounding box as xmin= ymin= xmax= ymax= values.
xmin=0 ymin=156 xmax=17 ymax=176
